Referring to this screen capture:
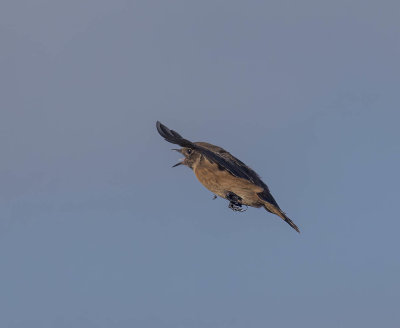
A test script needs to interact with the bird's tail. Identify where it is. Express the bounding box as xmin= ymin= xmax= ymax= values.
xmin=263 ymin=202 xmax=300 ymax=233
